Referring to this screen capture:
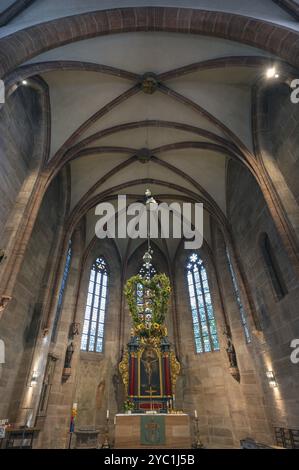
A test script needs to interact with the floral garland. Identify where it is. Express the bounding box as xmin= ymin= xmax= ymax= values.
xmin=124 ymin=273 xmax=171 ymax=329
